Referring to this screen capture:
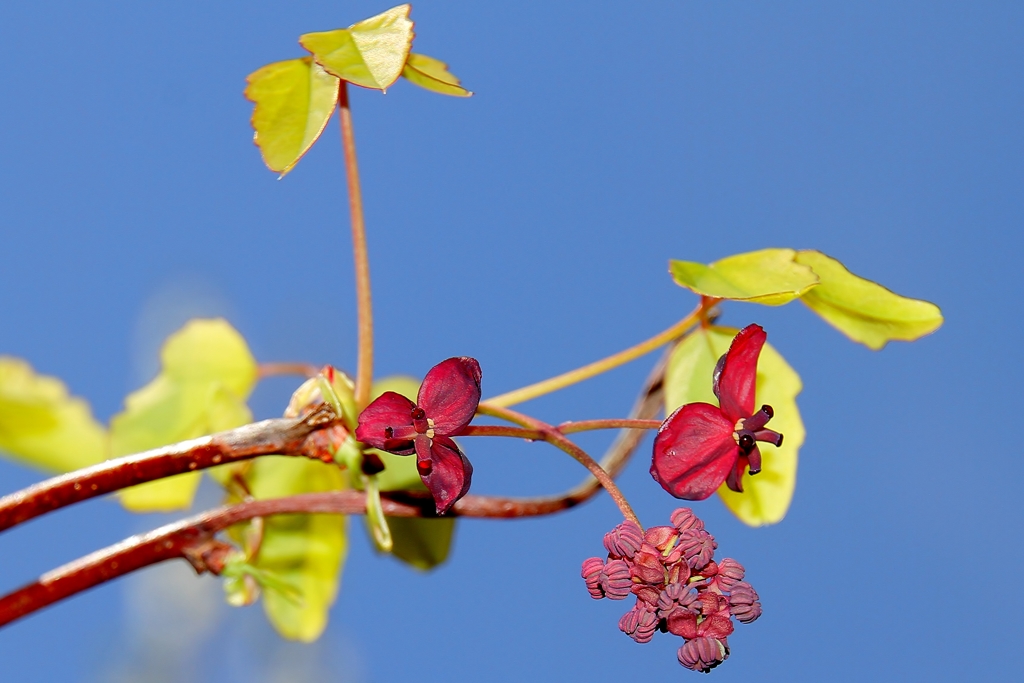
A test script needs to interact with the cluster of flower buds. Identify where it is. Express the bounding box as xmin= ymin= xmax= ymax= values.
xmin=581 ymin=508 xmax=762 ymax=673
